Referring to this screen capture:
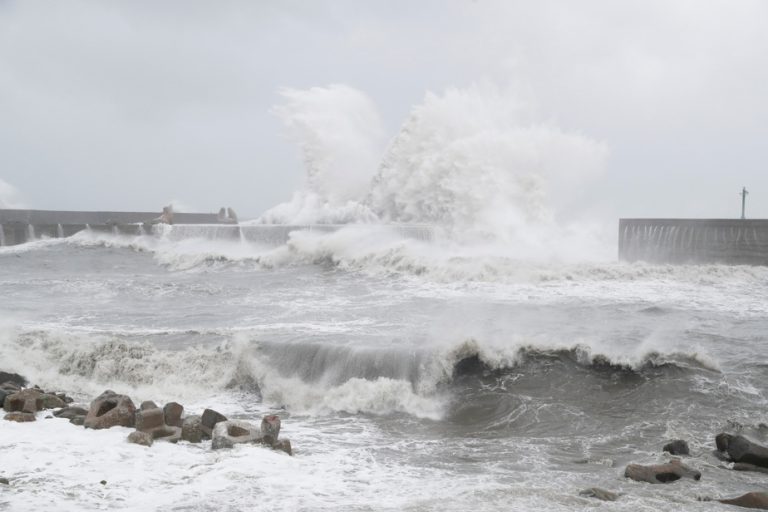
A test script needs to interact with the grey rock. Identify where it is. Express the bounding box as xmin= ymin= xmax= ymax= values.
xmin=663 ymin=439 xmax=690 ymax=456
xmin=151 ymin=425 xmax=182 ymax=443
xmin=719 ymin=492 xmax=768 ymax=510
xmin=4 ymin=411 xmax=35 ymax=422
xmin=200 ymin=408 xmax=227 ymax=439
xmin=272 ymin=439 xmax=292 ymax=456
xmin=127 ymin=430 xmax=154 ymax=447
xmin=163 ymin=402 xmax=184 ymax=428
xmin=40 ymin=393 xmax=66 ymax=410
xmin=53 ymin=406 xmax=89 ymax=420
xmin=135 ymin=407 xmax=165 ymax=432
xmin=0 ymin=372 xmax=27 ymax=388
xmin=624 ymin=458 xmax=701 ymax=484
xmin=211 ymin=420 xmax=260 ymax=450
xmin=261 ymin=415 xmax=281 ymax=445
xmin=69 ymin=416 xmax=85 ymax=426
xmin=140 ymin=401 xmax=158 ymax=411
xmin=4 ymin=388 xmax=43 ymax=413
xmin=83 ymin=390 xmax=136 ymax=429
xmin=579 ymin=488 xmax=619 ymax=501
xmin=716 ymin=434 xmax=768 ymax=468
xmin=733 ymin=463 xmax=768 ymax=475
xmin=0 ymin=477 xmax=8 ymax=485
xmin=181 ymin=415 xmax=203 ymax=443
